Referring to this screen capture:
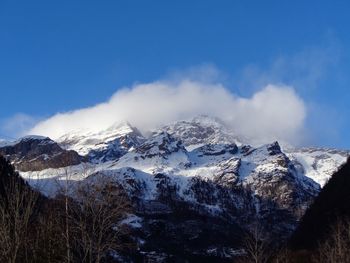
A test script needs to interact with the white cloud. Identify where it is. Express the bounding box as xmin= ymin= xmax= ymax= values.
xmin=234 ymin=39 xmax=341 ymax=96
xmin=0 ymin=113 xmax=40 ymax=139
xmin=28 ymin=79 xmax=306 ymax=145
